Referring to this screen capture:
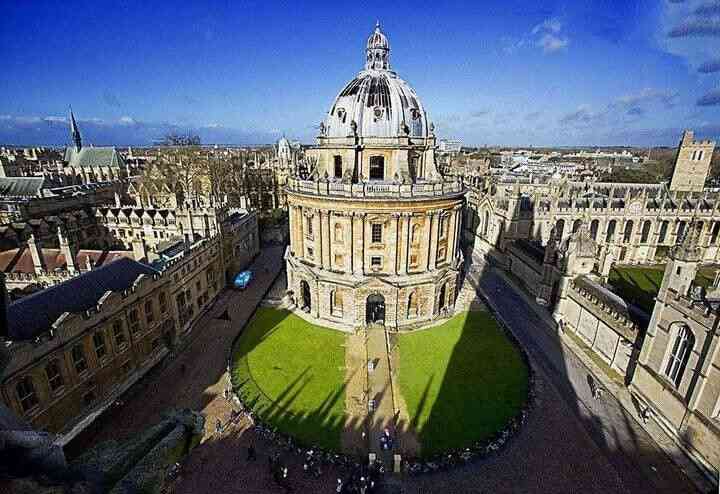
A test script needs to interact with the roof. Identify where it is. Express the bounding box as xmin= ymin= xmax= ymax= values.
xmin=0 ymin=177 xmax=44 ymax=197
xmin=63 ymin=146 xmax=126 ymax=168
xmin=6 ymin=258 xmax=158 ymax=341
xmin=0 ymin=247 xmax=133 ymax=274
